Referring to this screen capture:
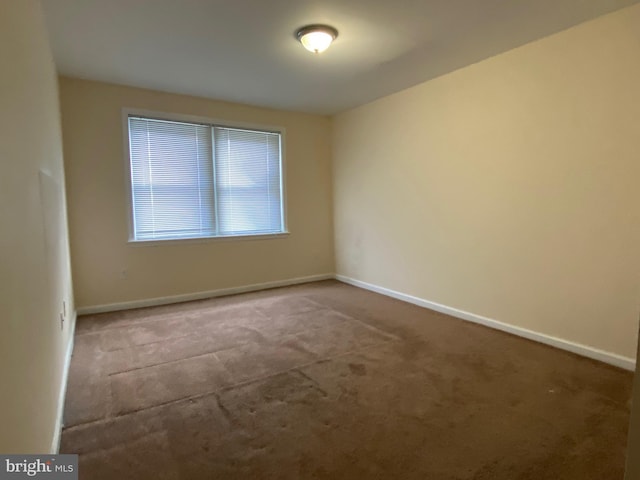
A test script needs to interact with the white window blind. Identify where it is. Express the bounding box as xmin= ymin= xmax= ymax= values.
xmin=215 ymin=127 xmax=282 ymax=236
xmin=128 ymin=116 xmax=284 ymax=241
